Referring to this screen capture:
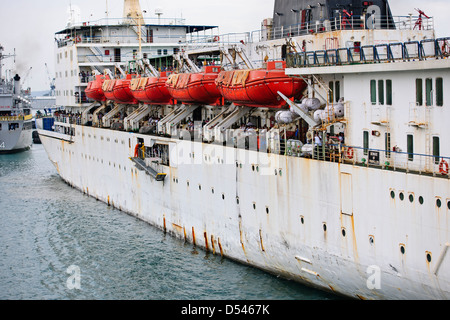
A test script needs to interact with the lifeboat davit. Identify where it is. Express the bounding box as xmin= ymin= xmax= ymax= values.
xmin=166 ymin=66 xmax=223 ymax=106
xmin=85 ymin=74 xmax=108 ymax=102
xmin=216 ymin=61 xmax=307 ymax=108
xmin=102 ymin=74 xmax=138 ymax=104
xmin=130 ymin=72 xmax=174 ymax=105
